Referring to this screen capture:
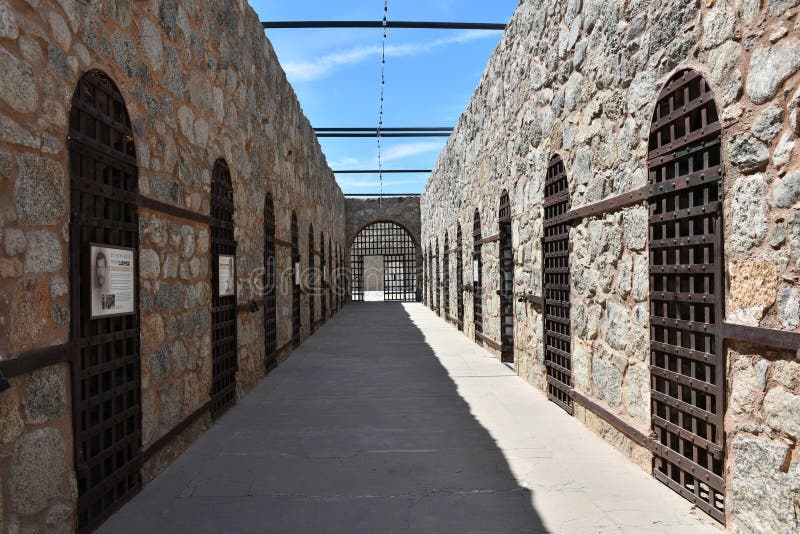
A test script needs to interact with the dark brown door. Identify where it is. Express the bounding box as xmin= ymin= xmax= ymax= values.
xmin=499 ymin=192 xmax=514 ymax=363
xmin=264 ymin=194 xmax=277 ymax=370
